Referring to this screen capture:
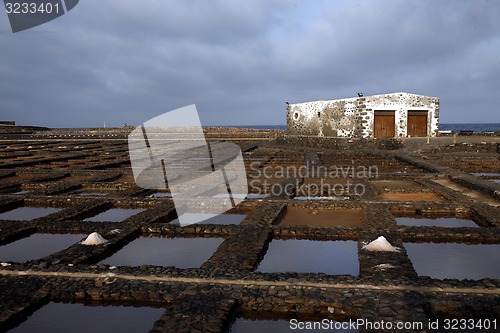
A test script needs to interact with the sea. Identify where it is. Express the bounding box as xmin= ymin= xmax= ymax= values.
xmin=232 ymin=123 xmax=500 ymax=133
